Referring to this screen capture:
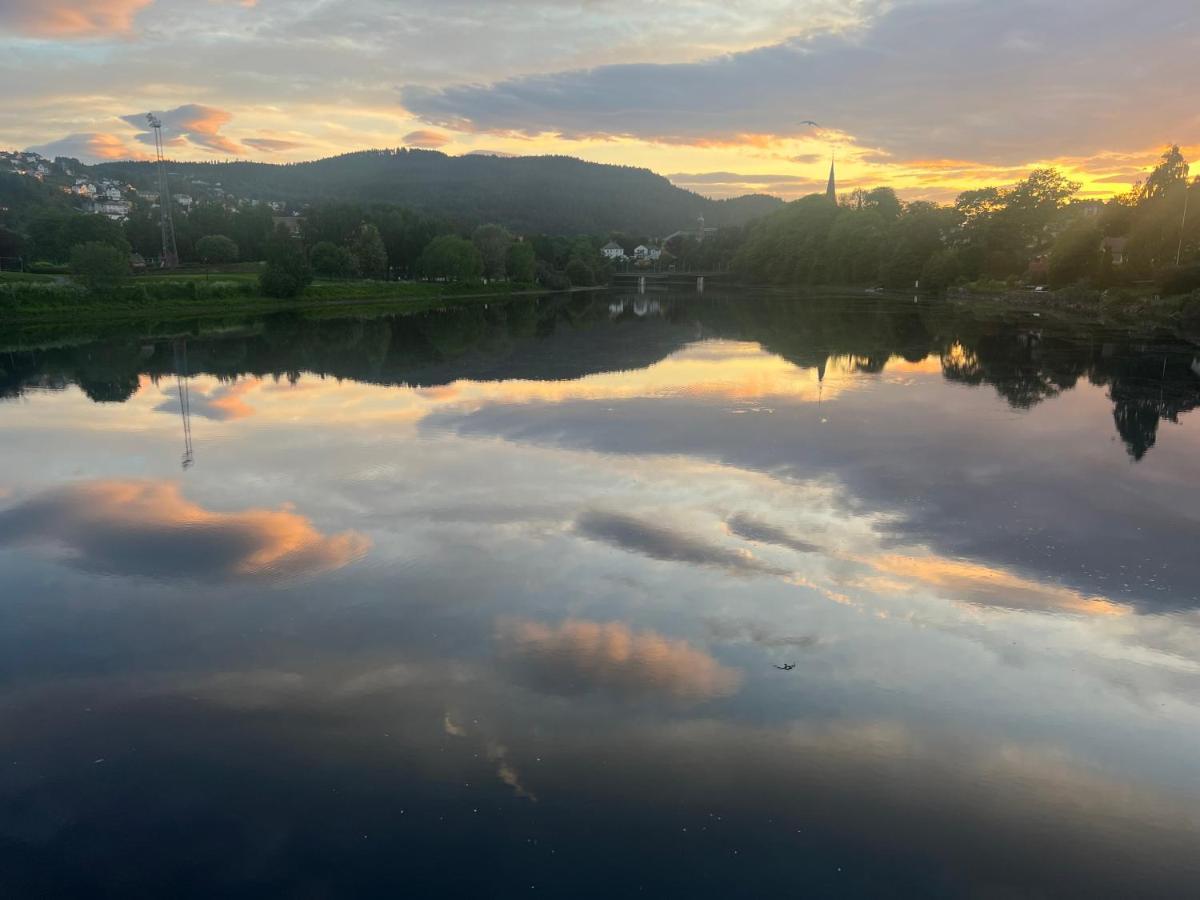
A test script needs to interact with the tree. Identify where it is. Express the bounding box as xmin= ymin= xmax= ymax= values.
xmin=349 ymin=223 xmax=388 ymax=279
xmin=259 ymin=225 xmax=312 ymax=298
xmin=69 ymin=241 xmax=128 ymax=293
xmin=564 ymin=257 xmax=594 ymax=286
xmin=1140 ymin=145 xmax=1189 ymax=203
xmin=1047 ymin=222 xmax=1102 ymax=286
xmin=472 ymin=224 xmax=512 ymax=279
xmin=195 ymin=234 xmax=239 ymax=265
xmin=506 ymin=240 xmax=537 ymax=283
xmin=310 ymin=241 xmax=357 ymax=278
xmin=420 ymin=234 xmax=482 ymax=281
